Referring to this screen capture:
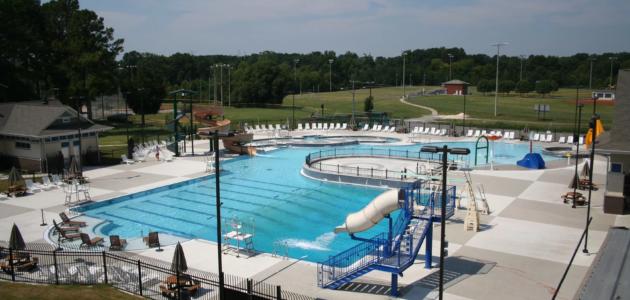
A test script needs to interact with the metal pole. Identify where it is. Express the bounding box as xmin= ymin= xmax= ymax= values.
xmin=220 ymin=65 xmax=224 ymax=105
xmin=292 ymin=93 xmax=295 ymax=130
xmin=173 ymin=93 xmax=179 ymax=157
xmin=228 ymin=65 xmax=231 ymax=106
xmin=583 ymin=115 xmax=597 ymax=254
xmin=214 ymin=131 xmax=224 ymax=300
xmin=190 ymin=94 xmax=194 ymax=156
xmin=609 ymin=57 xmax=617 ymax=87
xmin=439 ymin=146 xmax=448 ymax=300
xmin=213 ymin=66 xmax=217 ymax=105
xmin=329 ymin=59 xmax=333 ymax=92
xmin=402 ymin=52 xmax=406 ymax=99
xmin=588 ymin=59 xmax=594 ymax=90
xmin=462 ymin=94 xmax=467 ymax=136
xmin=572 ymin=104 xmax=583 ymax=208
xmin=494 ymin=45 xmax=500 ymax=117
